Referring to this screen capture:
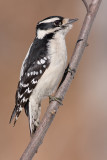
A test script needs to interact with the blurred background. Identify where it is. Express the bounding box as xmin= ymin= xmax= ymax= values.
xmin=0 ymin=0 xmax=107 ymax=160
